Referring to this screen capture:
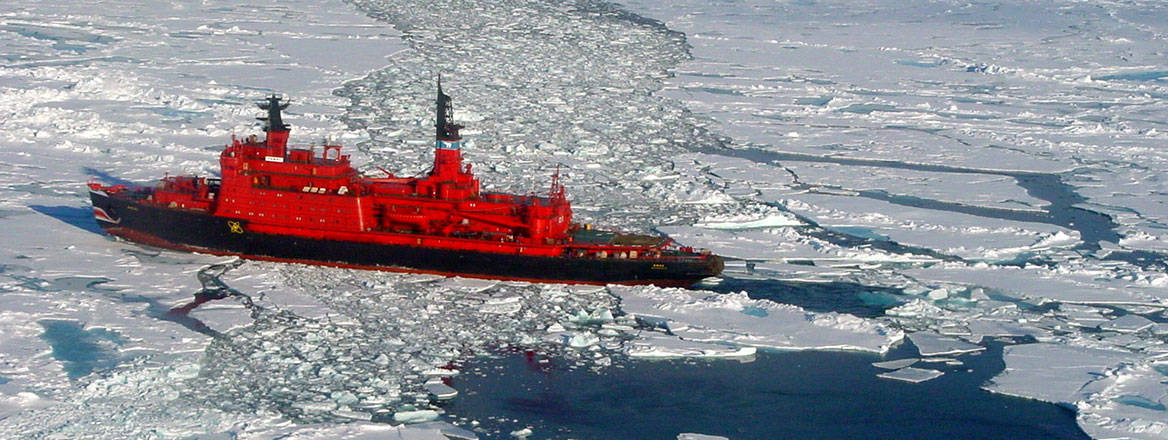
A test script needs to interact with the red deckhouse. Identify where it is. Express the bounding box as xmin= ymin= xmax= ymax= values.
xmin=90 ymin=82 xmax=722 ymax=285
